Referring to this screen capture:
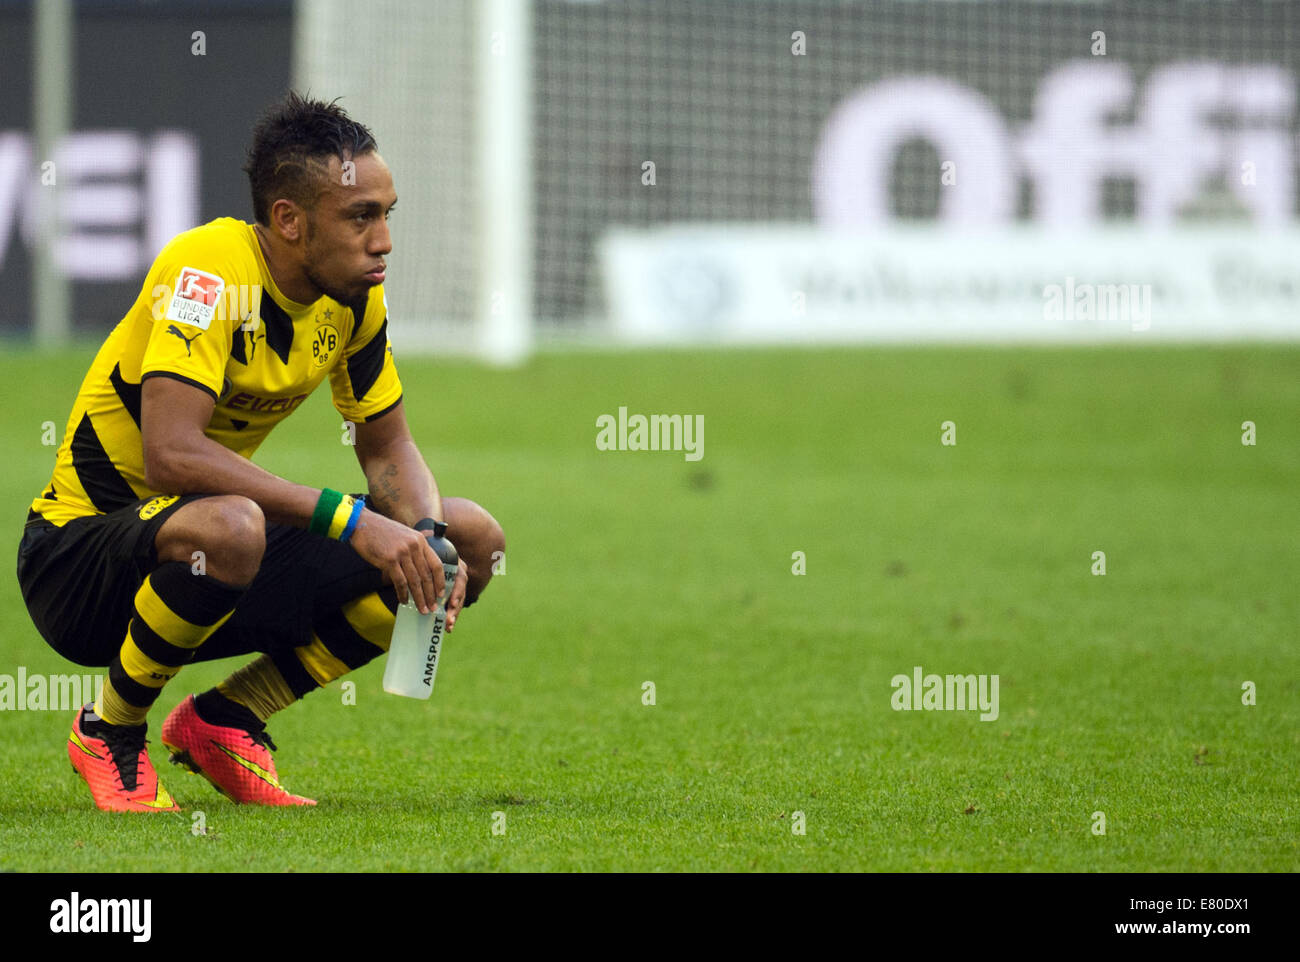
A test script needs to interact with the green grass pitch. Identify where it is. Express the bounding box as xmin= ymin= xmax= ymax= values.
xmin=0 ymin=343 xmax=1296 ymax=872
